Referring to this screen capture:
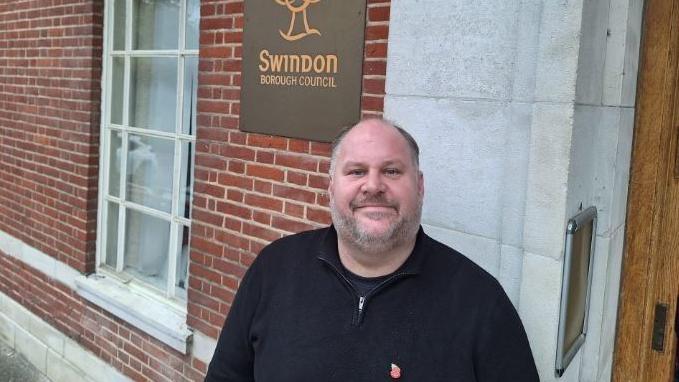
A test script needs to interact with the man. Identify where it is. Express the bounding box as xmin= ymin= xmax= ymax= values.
xmin=205 ymin=119 xmax=539 ymax=381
